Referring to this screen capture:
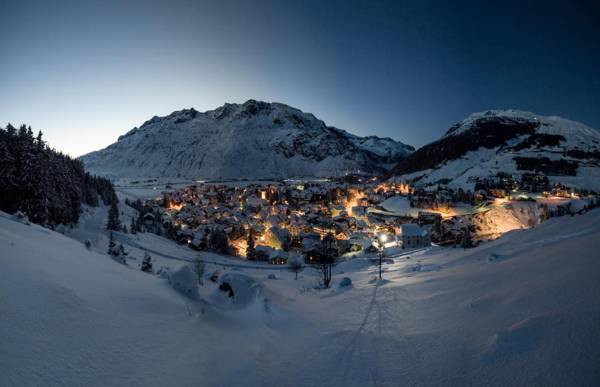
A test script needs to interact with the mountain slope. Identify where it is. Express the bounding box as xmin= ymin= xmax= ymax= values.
xmin=391 ymin=109 xmax=600 ymax=191
xmin=80 ymin=100 xmax=413 ymax=179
